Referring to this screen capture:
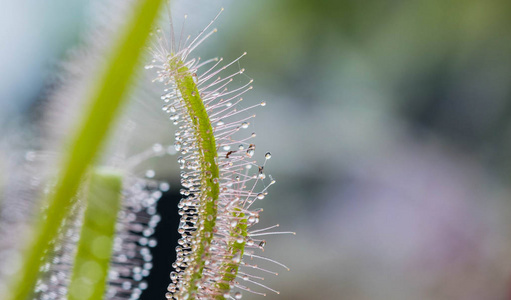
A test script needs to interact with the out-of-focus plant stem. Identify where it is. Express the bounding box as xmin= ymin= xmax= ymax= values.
xmin=7 ymin=0 xmax=164 ymax=299
xmin=68 ymin=168 xmax=123 ymax=300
